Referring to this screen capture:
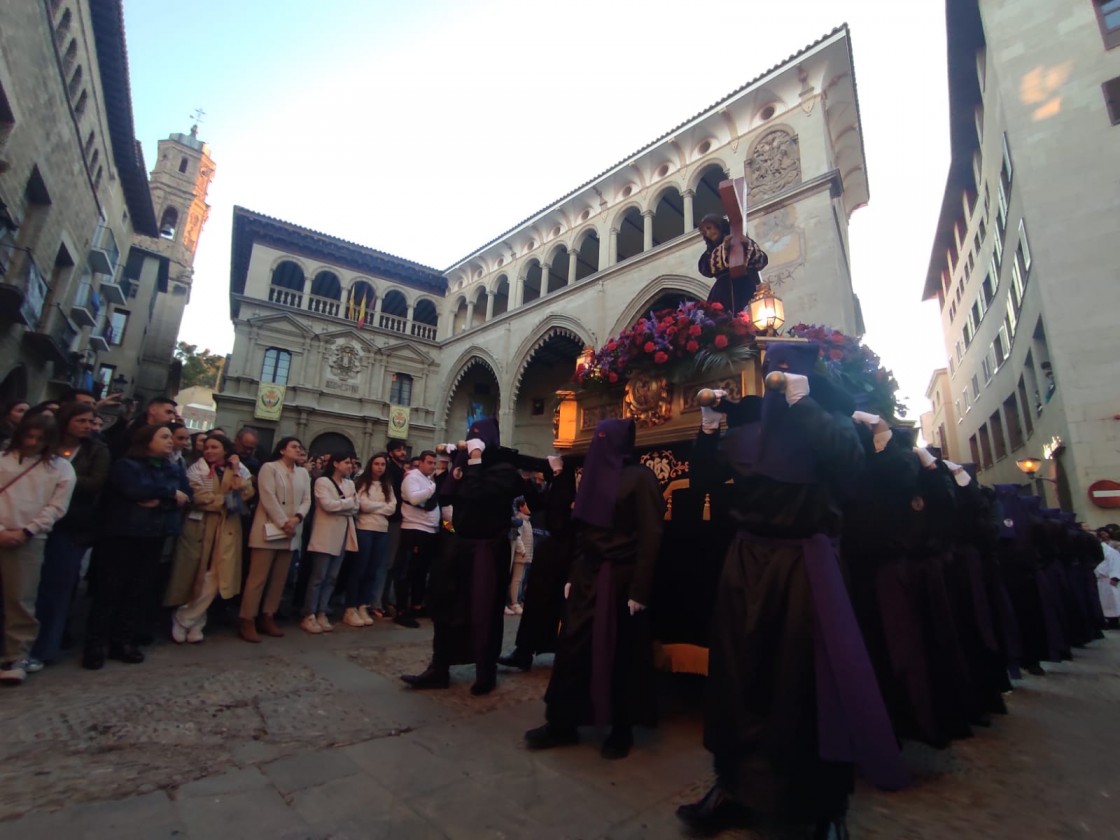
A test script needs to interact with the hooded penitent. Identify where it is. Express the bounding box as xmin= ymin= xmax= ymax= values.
xmin=572 ymin=418 xmax=636 ymax=529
